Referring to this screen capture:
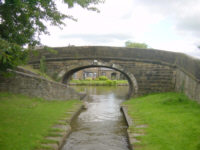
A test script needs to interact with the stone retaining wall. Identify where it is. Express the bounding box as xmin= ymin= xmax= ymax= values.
xmin=175 ymin=69 xmax=200 ymax=103
xmin=0 ymin=71 xmax=82 ymax=100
